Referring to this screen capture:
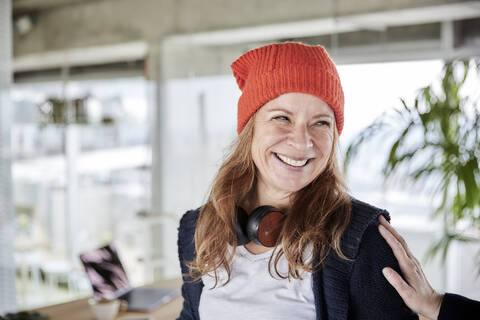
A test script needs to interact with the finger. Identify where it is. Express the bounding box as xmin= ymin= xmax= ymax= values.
xmin=379 ymin=224 xmax=428 ymax=294
xmin=382 ymin=267 xmax=416 ymax=303
xmin=378 ymin=224 xmax=414 ymax=275
xmin=378 ymin=215 xmax=414 ymax=258
xmin=378 ymin=215 xmax=404 ymax=244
